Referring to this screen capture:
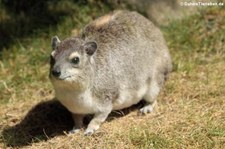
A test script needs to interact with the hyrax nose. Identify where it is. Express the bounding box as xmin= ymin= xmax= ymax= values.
xmin=52 ymin=67 xmax=61 ymax=77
